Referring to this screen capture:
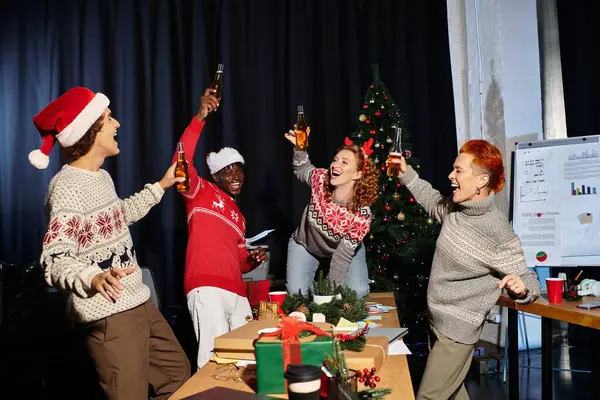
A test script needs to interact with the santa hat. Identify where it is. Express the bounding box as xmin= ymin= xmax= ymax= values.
xmin=28 ymin=86 xmax=110 ymax=169
xmin=206 ymin=147 xmax=245 ymax=174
